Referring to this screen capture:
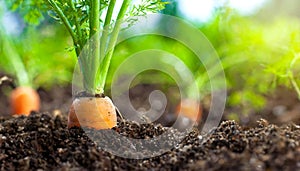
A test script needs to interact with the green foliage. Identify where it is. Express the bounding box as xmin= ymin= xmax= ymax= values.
xmin=0 ymin=30 xmax=30 ymax=87
xmin=129 ymin=0 xmax=168 ymax=16
xmin=0 ymin=24 xmax=76 ymax=89
xmin=20 ymin=26 xmax=77 ymax=88
xmin=200 ymin=8 xmax=300 ymax=110
xmin=106 ymin=35 xmax=200 ymax=88
xmin=6 ymin=0 xmax=48 ymax=24
xmin=5 ymin=0 xmax=167 ymax=94
xmin=228 ymin=90 xmax=266 ymax=111
xmin=125 ymin=0 xmax=169 ymax=28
